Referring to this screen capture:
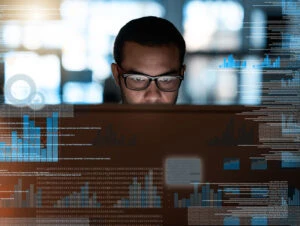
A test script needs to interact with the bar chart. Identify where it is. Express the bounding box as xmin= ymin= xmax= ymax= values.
xmin=282 ymin=0 xmax=300 ymax=15
xmin=174 ymin=183 xmax=222 ymax=208
xmin=253 ymin=55 xmax=280 ymax=69
xmin=0 ymin=179 xmax=42 ymax=208
xmin=281 ymin=73 xmax=300 ymax=88
xmin=53 ymin=182 xmax=101 ymax=208
xmin=0 ymin=112 xmax=59 ymax=162
xmin=289 ymin=188 xmax=300 ymax=206
xmin=219 ymin=54 xmax=247 ymax=69
xmin=114 ymin=170 xmax=162 ymax=208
